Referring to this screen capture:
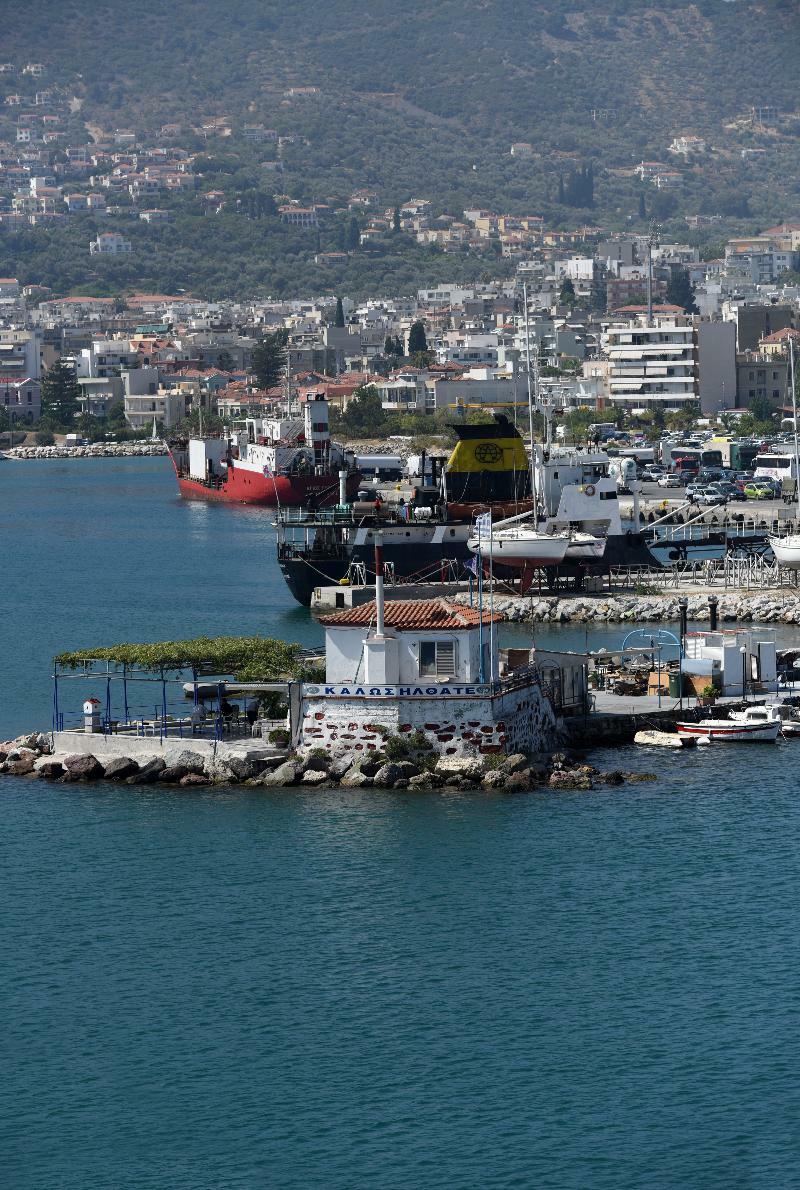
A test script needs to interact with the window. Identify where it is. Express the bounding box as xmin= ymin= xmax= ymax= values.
xmin=419 ymin=639 xmax=456 ymax=678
